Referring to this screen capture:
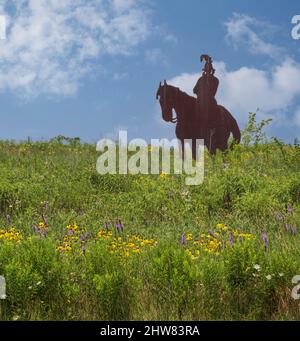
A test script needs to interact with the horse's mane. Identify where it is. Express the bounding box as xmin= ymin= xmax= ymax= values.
xmin=167 ymin=85 xmax=196 ymax=106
